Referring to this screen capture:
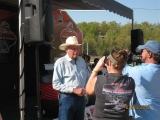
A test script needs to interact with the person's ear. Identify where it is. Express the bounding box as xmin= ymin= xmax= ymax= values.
xmin=147 ymin=52 xmax=152 ymax=58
